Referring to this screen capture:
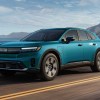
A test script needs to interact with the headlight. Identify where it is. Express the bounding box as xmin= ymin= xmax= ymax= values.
xmin=21 ymin=47 xmax=41 ymax=52
xmin=0 ymin=47 xmax=41 ymax=53
xmin=0 ymin=48 xmax=21 ymax=53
